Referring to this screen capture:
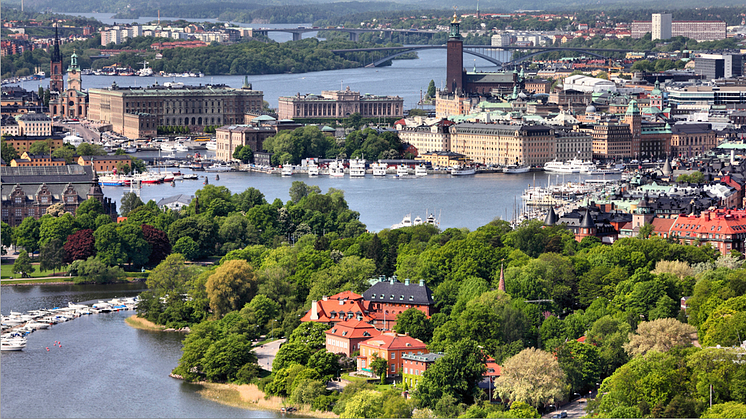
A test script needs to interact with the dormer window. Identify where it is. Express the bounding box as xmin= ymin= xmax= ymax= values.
xmin=342 ymin=331 xmax=348 ymax=336
xmin=400 ymin=295 xmax=404 ymax=300
xmin=390 ymin=295 xmax=394 ymax=300
xmin=371 ymin=294 xmax=376 ymax=299
xmin=409 ymin=296 xmax=414 ymax=301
